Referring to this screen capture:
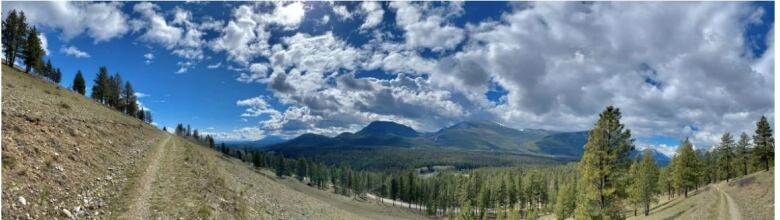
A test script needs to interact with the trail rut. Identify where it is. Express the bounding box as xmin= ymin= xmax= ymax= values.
xmin=119 ymin=135 xmax=171 ymax=219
